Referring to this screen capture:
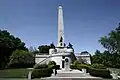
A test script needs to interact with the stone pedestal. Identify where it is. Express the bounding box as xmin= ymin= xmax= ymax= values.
xmin=27 ymin=68 xmax=33 ymax=80
xmin=82 ymin=69 xmax=86 ymax=73
xmin=64 ymin=58 xmax=70 ymax=71
xmin=111 ymin=73 xmax=118 ymax=79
